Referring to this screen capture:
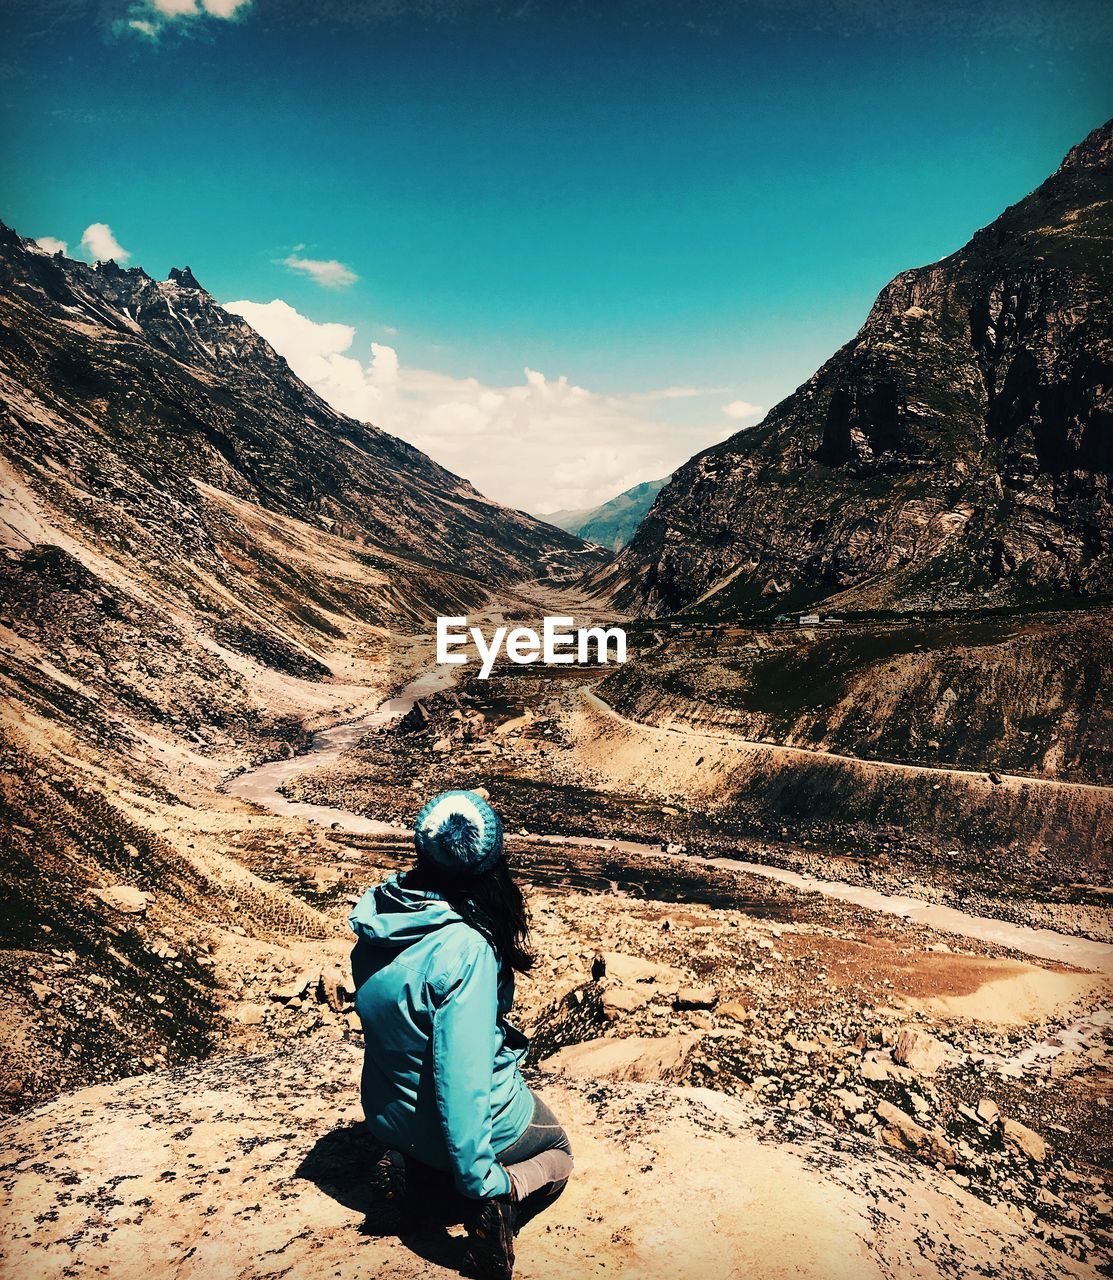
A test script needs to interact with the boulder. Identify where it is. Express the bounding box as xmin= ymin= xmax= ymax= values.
xmin=600 ymin=952 xmax=689 ymax=994
xmin=92 ymin=885 xmax=151 ymax=915
xmin=313 ymin=868 xmax=343 ymax=894
xmin=542 ymin=1034 xmax=699 ymax=1083
xmin=893 ymin=1028 xmax=949 ymax=1075
xmin=599 ymin=982 xmax=654 ymax=1021
xmin=270 ymin=970 xmax=316 ymax=1003
xmin=833 ymin=1088 xmax=870 ymax=1115
xmin=397 ymin=701 xmax=430 ymax=733
xmin=675 ymin=986 xmax=718 ymax=1011
xmin=875 ymin=1100 xmax=957 ymax=1168
xmin=975 ymin=1098 xmax=1001 ymax=1128
xmin=860 ymin=1051 xmax=915 ymax=1085
xmin=1002 ymin=1118 xmax=1047 ymax=1163
xmin=318 ymin=967 xmax=351 ymax=1013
